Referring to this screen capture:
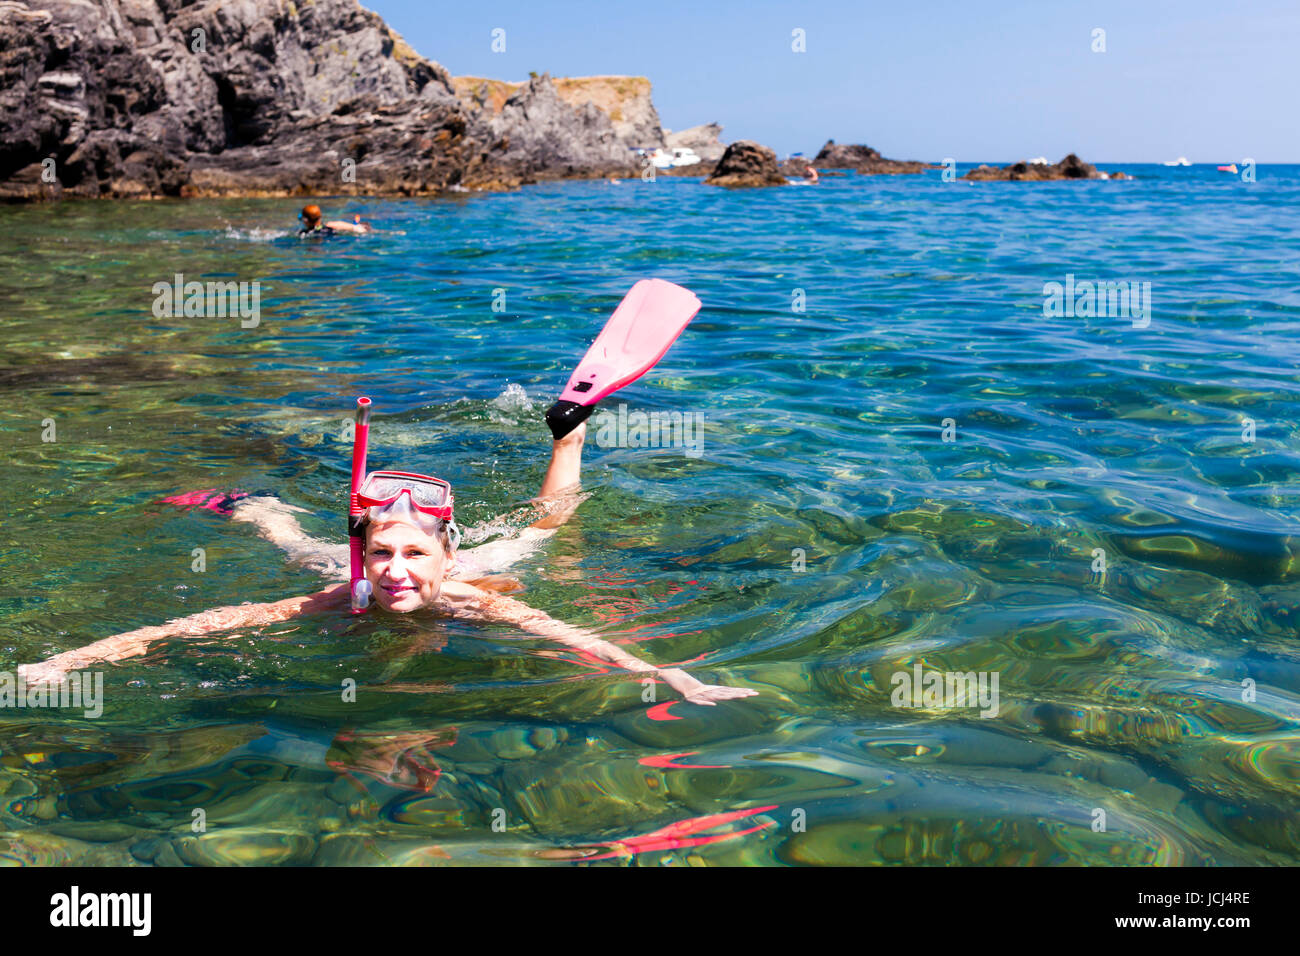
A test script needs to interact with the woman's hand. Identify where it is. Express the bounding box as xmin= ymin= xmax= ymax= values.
xmin=683 ymin=683 xmax=760 ymax=705
xmin=658 ymin=667 xmax=758 ymax=706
